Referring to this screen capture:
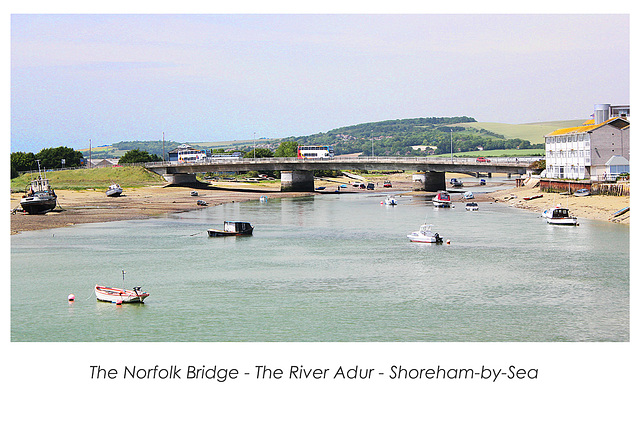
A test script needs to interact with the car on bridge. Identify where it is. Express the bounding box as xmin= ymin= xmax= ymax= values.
xmin=476 ymin=157 xmax=491 ymax=162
